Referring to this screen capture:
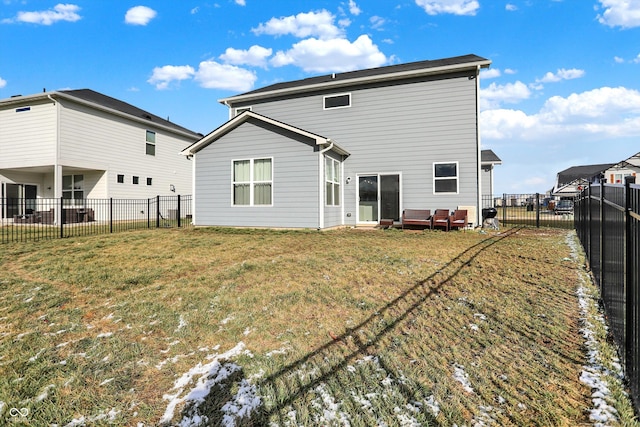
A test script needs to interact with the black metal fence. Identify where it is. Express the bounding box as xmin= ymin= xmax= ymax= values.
xmin=575 ymin=179 xmax=640 ymax=411
xmin=482 ymin=193 xmax=575 ymax=229
xmin=1 ymin=195 xmax=192 ymax=243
